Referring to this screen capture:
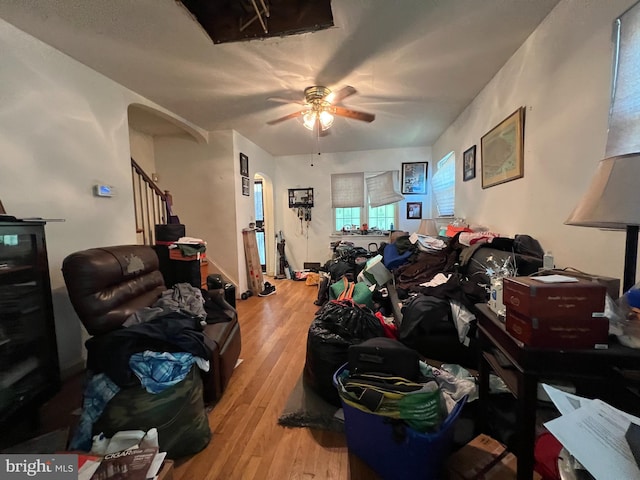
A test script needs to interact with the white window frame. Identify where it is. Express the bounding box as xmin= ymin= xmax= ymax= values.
xmin=333 ymin=171 xmax=399 ymax=233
